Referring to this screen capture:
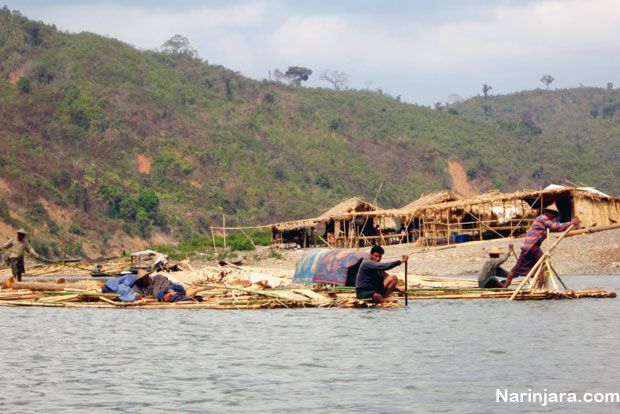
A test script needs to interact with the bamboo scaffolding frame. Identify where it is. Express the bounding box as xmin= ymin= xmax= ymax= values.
xmin=509 ymin=224 xmax=575 ymax=300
